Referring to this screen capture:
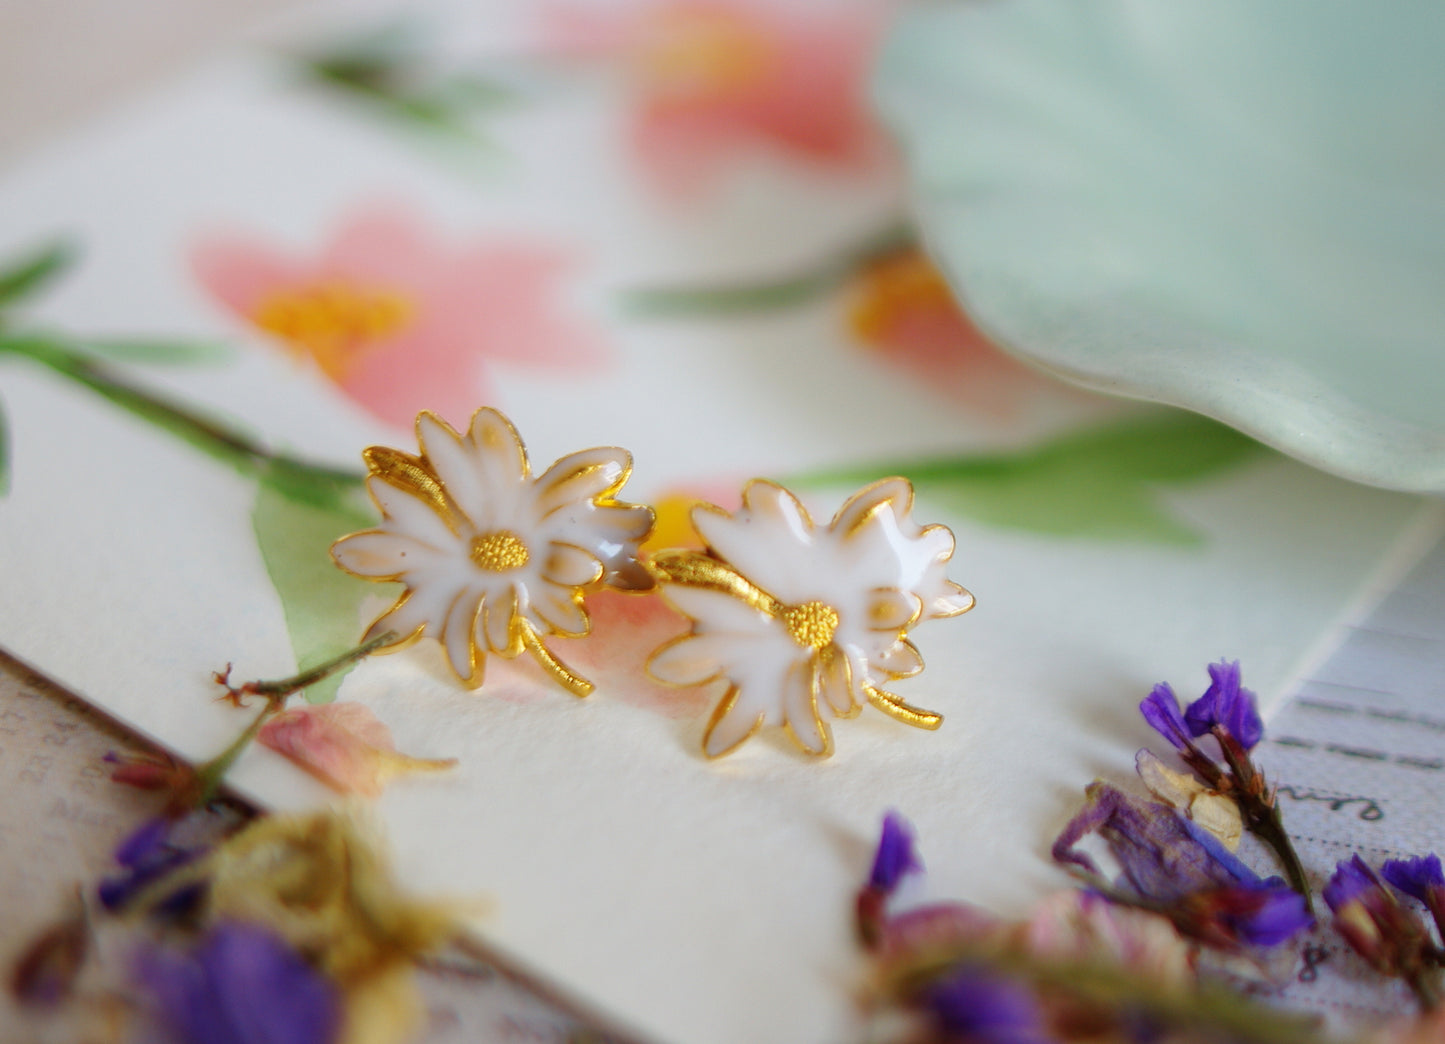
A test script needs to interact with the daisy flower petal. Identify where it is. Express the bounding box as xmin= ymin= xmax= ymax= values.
xmin=703 ymin=688 xmax=766 ymax=759
xmin=649 ymin=478 xmax=968 ymax=757
xmin=333 ymin=408 xmax=652 ymax=694
xmin=782 ymin=658 xmax=831 ymax=757
xmin=536 ymin=447 xmax=632 ymax=516
xmin=330 ymin=531 xmax=442 ymax=580
xmin=543 ymin=543 xmax=606 ymax=588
